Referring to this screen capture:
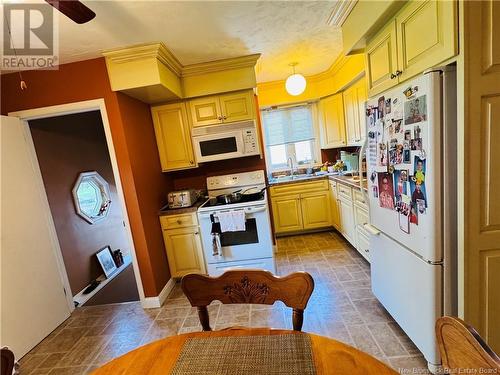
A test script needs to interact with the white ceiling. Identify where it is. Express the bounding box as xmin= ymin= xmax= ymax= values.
xmin=7 ymin=1 xmax=344 ymax=82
